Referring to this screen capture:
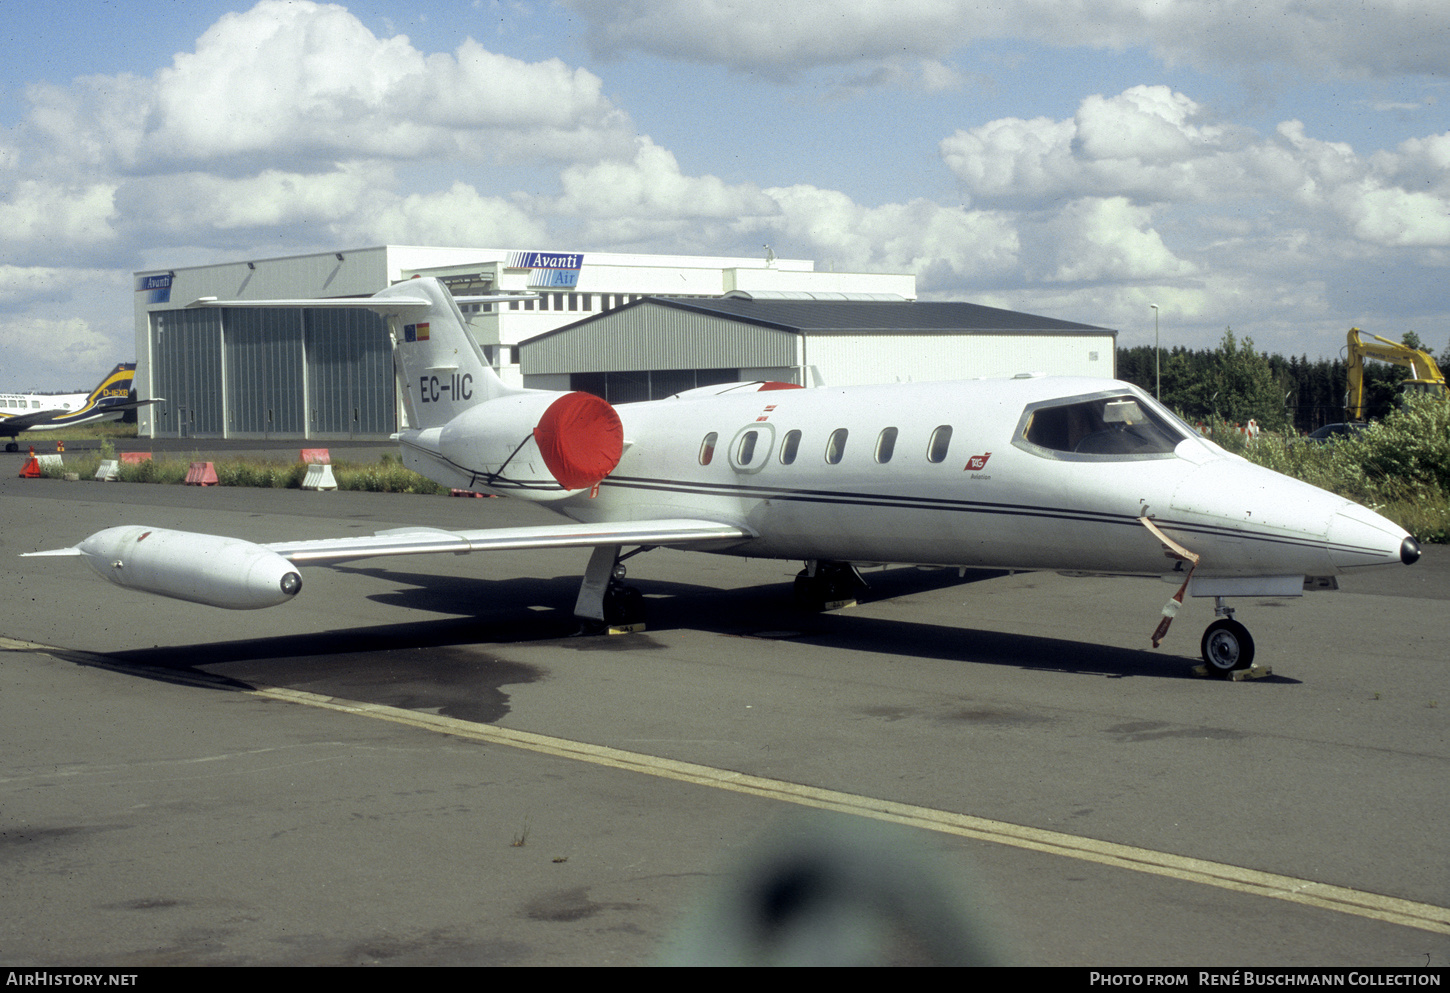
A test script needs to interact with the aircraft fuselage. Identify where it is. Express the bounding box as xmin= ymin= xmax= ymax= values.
xmin=404 ymin=375 xmax=1411 ymax=584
